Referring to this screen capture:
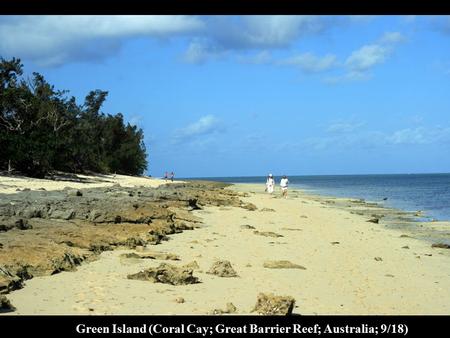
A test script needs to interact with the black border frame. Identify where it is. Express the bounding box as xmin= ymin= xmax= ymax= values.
xmin=0 ymin=1 xmax=449 ymax=337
